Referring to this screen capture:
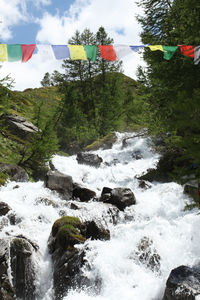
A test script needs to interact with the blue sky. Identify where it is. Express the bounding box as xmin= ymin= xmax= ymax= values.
xmin=0 ymin=0 xmax=144 ymax=90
